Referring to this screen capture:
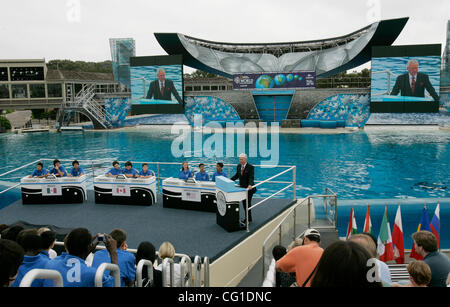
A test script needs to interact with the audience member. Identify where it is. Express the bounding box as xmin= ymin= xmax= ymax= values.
xmin=39 ymin=229 xmax=57 ymax=259
xmin=263 ymin=245 xmax=296 ymax=287
xmin=11 ymin=232 xmax=49 ymax=287
xmin=44 ymin=228 xmax=116 ymax=287
xmin=412 ymin=231 xmax=450 ymax=287
xmin=156 ymin=241 xmax=181 ymax=287
xmin=393 ymin=261 xmax=431 ymax=287
xmin=1 ymin=225 xmax=24 ymax=242
xmin=276 ymin=229 xmax=323 ymax=287
xmin=0 ymin=239 xmax=24 ymax=287
xmin=0 ymin=224 xmax=9 ymax=238
xmin=91 ymin=229 xmax=136 ymax=287
xmin=349 ymin=234 xmax=392 ymax=285
xmin=310 ymin=240 xmax=382 ymax=287
xmin=135 ymin=241 xmax=162 ymax=287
